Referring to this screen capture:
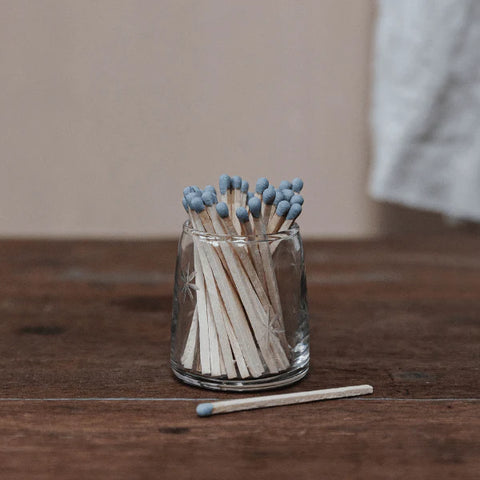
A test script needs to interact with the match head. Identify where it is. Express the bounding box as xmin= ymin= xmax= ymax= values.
xmin=190 ymin=196 xmax=205 ymax=213
xmin=292 ymin=177 xmax=304 ymax=193
xmin=236 ymin=206 xmax=249 ymax=224
xmin=201 ymin=191 xmax=217 ymax=206
xmin=273 ymin=190 xmax=285 ymax=206
xmin=276 ymin=200 xmax=291 ymax=217
xmin=241 ymin=180 xmax=249 ymax=193
xmin=247 ymin=192 xmax=254 ymax=201
xmin=196 ymin=403 xmax=213 ymax=417
xmin=182 ymin=197 xmax=189 ymax=212
xmin=216 ymin=202 xmax=230 ymax=218
xmin=282 ymin=189 xmax=294 ymax=202
xmin=286 ymin=203 xmax=302 ymax=220
xmin=279 ymin=180 xmax=292 ymax=190
xmin=191 ymin=186 xmax=202 ymax=194
xmin=248 ymin=197 xmax=262 ymax=218
xmin=185 ymin=192 xmax=202 ymax=206
xmin=262 ymin=185 xmax=276 ymax=205
xmin=231 ymin=175 xmax=242 ymax=190
xmin=219 ymin=174 xmax=231 ymax=195
xmin=255 ymin=177 xmax=269 ymax=195
xmin=204 ymin=185 xmax=217 ymax=194
xmin=290 ymin=194 xmax=304 ymax=205
xmin=183 ymin=186 xmax=194 ymax=197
